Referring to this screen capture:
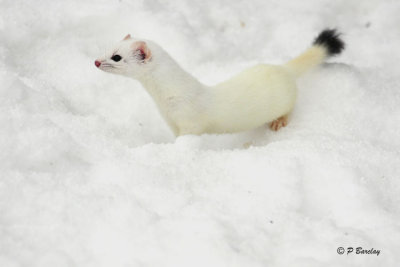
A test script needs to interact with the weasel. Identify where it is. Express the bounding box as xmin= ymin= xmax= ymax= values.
xmin=94 ymin=29 xmax=344 ymax=136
